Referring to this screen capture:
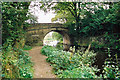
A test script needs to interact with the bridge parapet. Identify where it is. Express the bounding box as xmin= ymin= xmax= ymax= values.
xmin=25 ymin=23 xmax=71 ymax=50
xmin=27 ymin=23 xmax=68 ymax=32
